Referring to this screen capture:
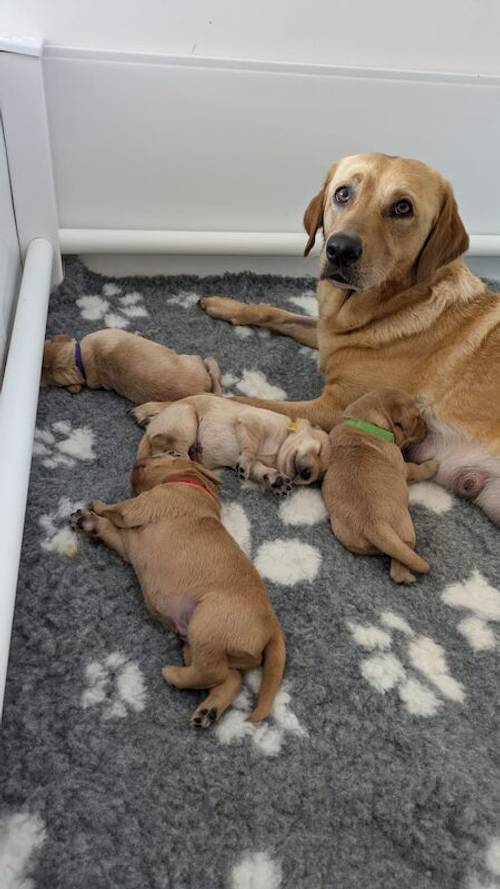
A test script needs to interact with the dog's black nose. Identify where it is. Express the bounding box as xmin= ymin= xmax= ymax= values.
xmin=326 ymin=234 xmax=362 ymax=265
xmin=299 ymin=468 xmax=311 ymax=480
